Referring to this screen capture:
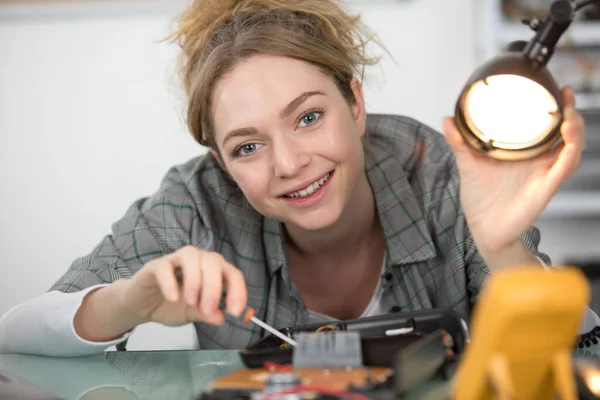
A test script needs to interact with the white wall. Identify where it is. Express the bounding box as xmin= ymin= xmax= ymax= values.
xmin=0 ymin=0 xmax=478 ymax=349
xmin=0 ymin=2 xmax=203 ymax=317
xmin=348 ymin=0 xmax=476 ymax=129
